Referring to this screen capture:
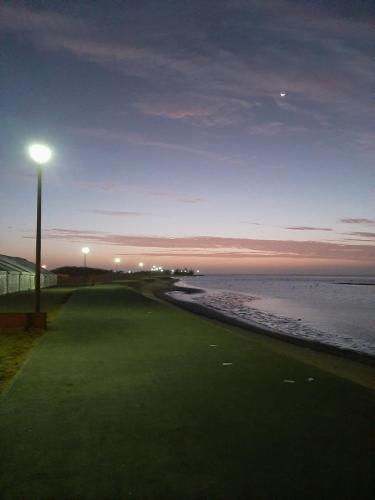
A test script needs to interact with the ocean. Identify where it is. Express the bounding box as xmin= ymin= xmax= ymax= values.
xmin=169 ymin=274 xmax=375 ymax=357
